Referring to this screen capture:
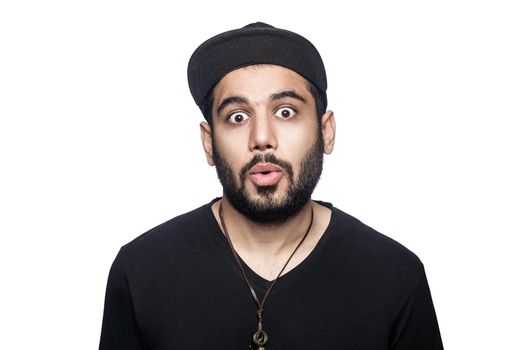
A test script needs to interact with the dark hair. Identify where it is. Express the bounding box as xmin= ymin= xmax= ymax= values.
xmin=201 ymin=79 xmax=327 ymax=128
